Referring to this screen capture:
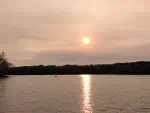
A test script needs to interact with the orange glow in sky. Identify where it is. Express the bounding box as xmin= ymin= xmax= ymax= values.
xmin=83 ymin=37 xmax=90 ymax=45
